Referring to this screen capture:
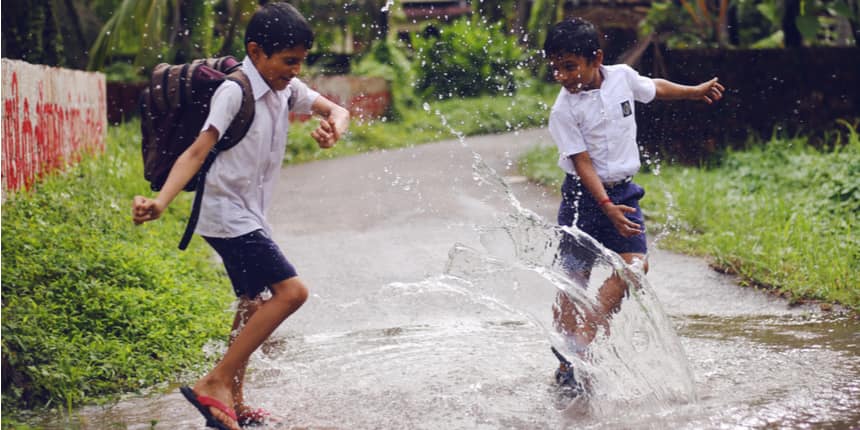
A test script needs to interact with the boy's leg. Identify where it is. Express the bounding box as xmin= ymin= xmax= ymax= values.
xmin=555 ymin=253 xmax=649 ymax=352
xmin=192 ymin=277 xmax=308 ymax=429
xmin=553 ymin=270 xmax=599 ymax=357
xmin=595 ymin=253 xmax=648 ymax=317
xmin=229 ymin=297 xmax=263 ymax=414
